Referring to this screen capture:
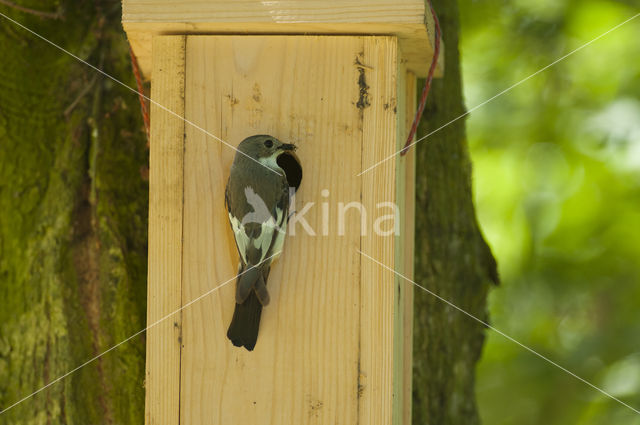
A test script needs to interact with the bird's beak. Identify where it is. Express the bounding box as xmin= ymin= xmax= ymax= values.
xmin=279 ymin=143 xmax=297 ymax=151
